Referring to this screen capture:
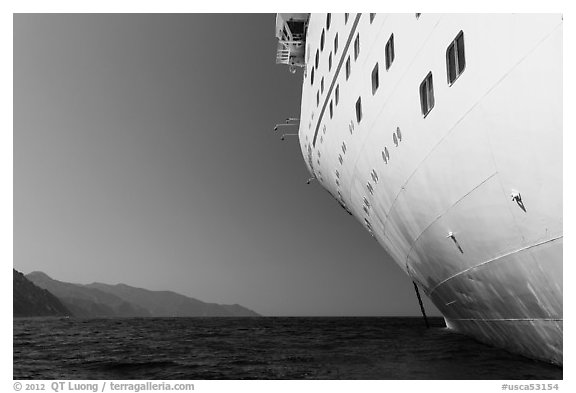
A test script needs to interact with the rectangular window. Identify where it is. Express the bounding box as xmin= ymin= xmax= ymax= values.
xmin=334 ymin=34 xmax=338 ymax=54
xmin=416 ymin=13 xmax=421 ymax=19
xmin=370 ymin=13 xmax=376 ymax=23
xmin=316 ymin=90 xmax=320 ymax=107
xmin=354 ymin=34 xmax=360 ymax=60
xmin=446 ymin=31 xmax=466 ymax=85
xmin=371 ymin=63 xmax=379 ymax=95
xmin=335 ymin=84 xmax=340 ymax=105
xmin=330 ymin=100 xmax=333 ymax=119
xmin=329 ymin=53 xmax=332 ymax=71
xmin=385 ymin=34 xmax=395 ymax=70
xmin=346 ymin=56 xmax=351 ymax=80
xmin=345 ymin=13 xmax=349 ymax=24
xmin=420 ymin=72 xmax=435 ymax=116
xmin=355 ymin=97 xmax=362 ymax=123
xmin=321 ymin=77 xmax=324 ymax=93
